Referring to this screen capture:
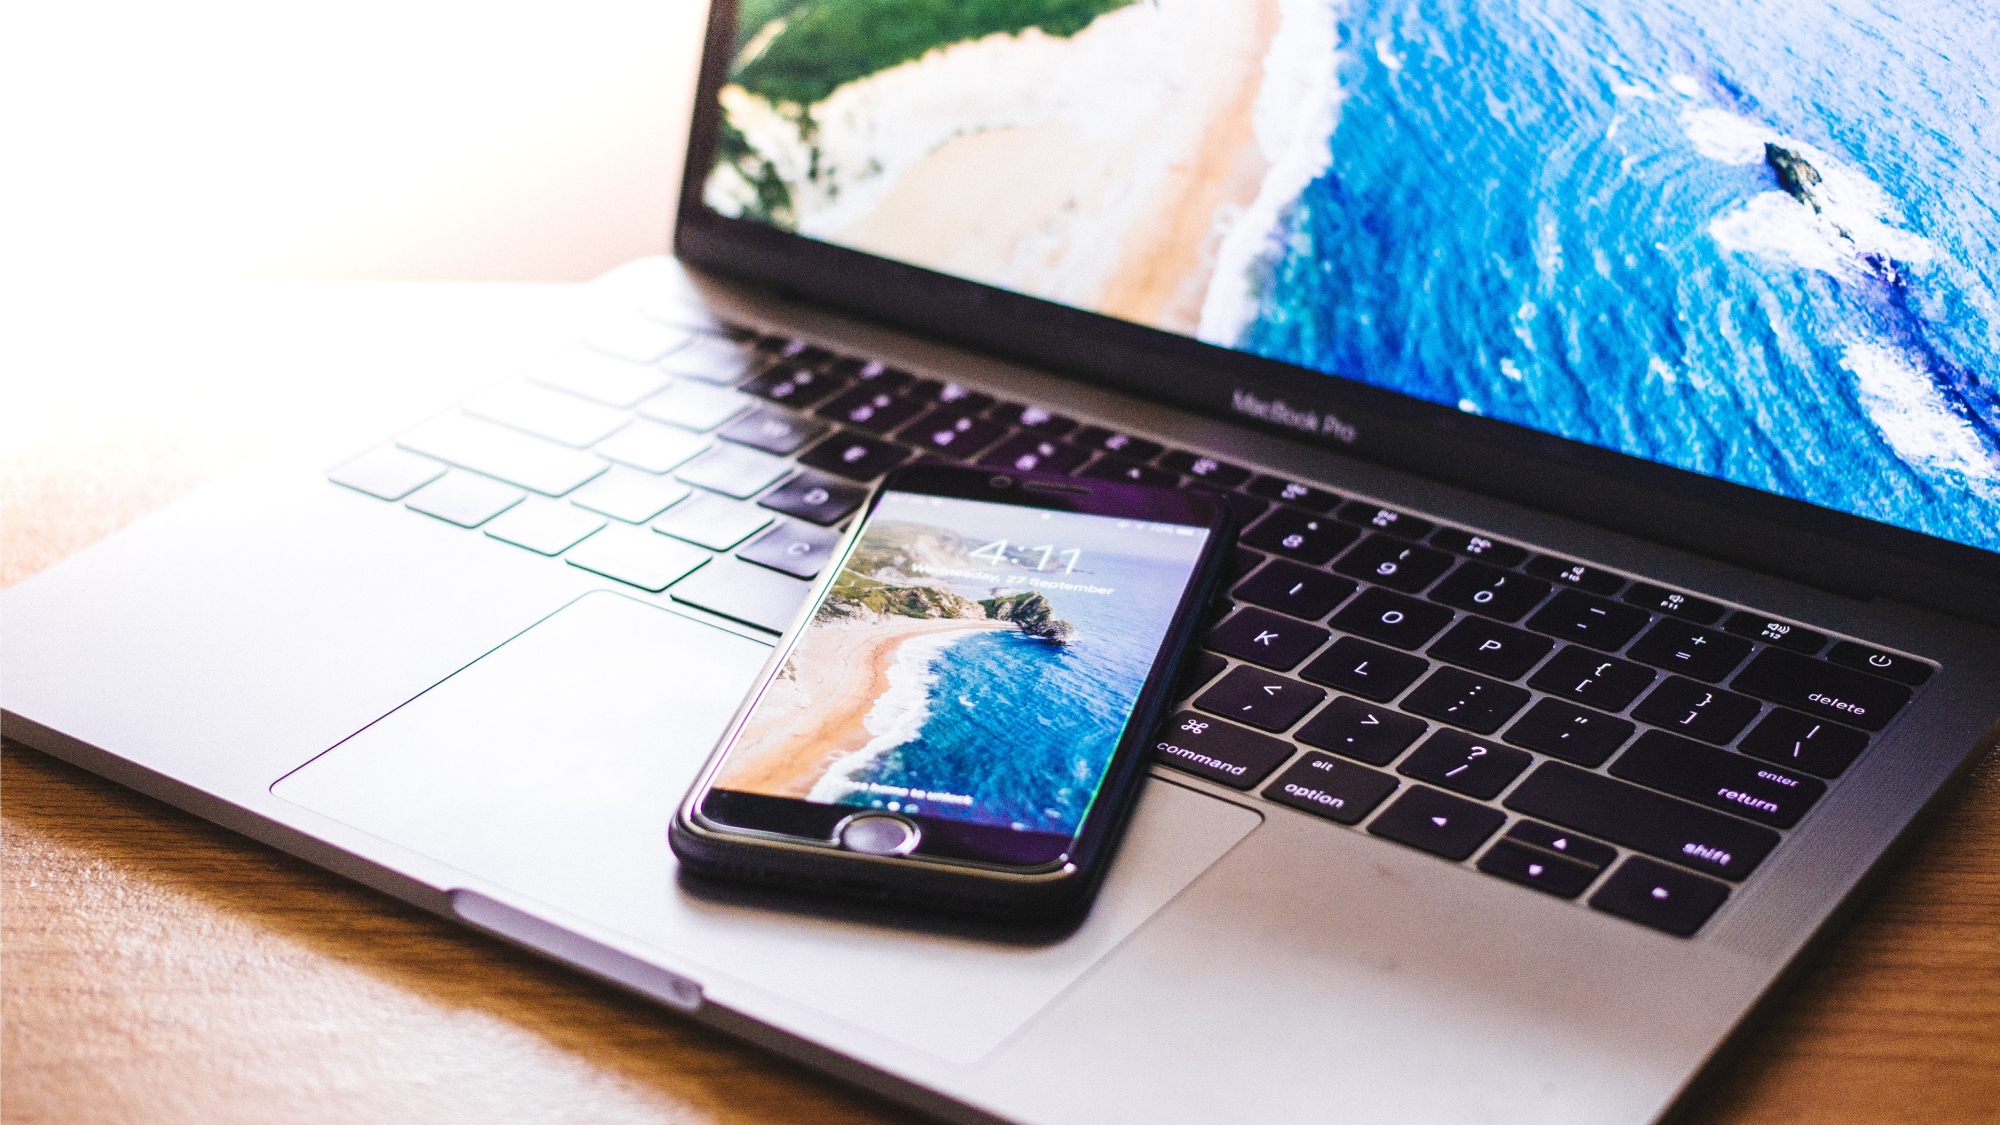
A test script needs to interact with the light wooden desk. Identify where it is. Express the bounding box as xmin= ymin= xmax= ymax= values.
xmin=3 ymin=284 xmax=1997 ymax=1125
